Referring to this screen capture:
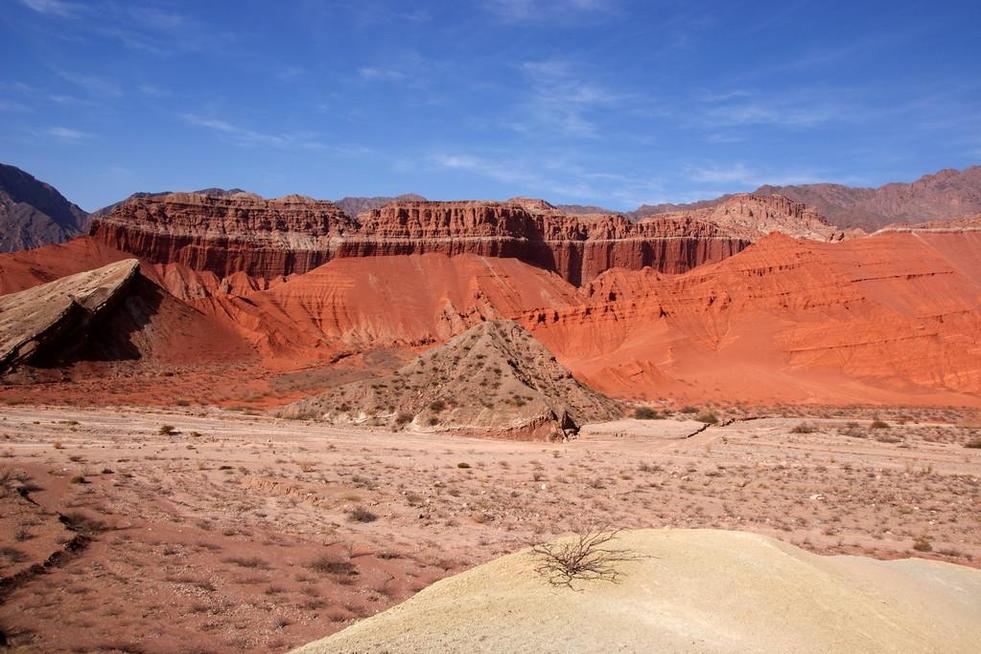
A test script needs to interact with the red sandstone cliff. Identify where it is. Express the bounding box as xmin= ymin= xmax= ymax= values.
xmin=89 ymin=192 xmax=838 ymax=287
